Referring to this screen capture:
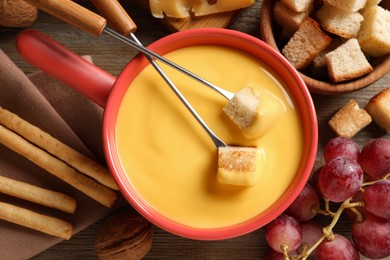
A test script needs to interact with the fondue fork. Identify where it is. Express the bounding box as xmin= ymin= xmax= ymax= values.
xmin=25 ymin=0 xmax=261 ymax=133
xmin=24 ymin=0 xmax=234 ymax=101
xmin=21 ymin=0 xmax=262 ymax=187
xmin=25 ymin=0 xmax=228 ymax=148
xmin=89 ymin=0 xmax=228 ymax=148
